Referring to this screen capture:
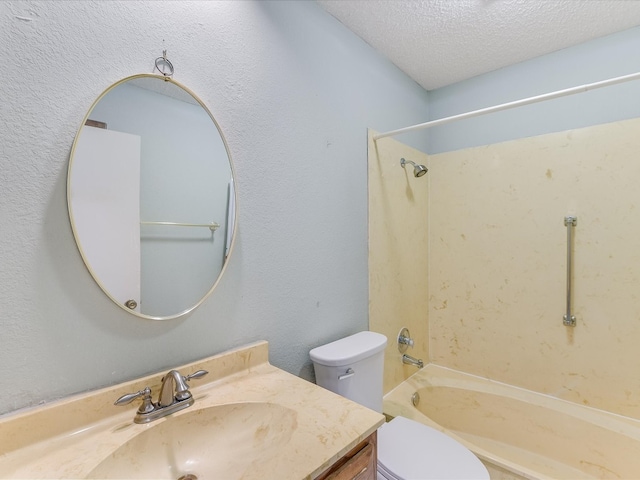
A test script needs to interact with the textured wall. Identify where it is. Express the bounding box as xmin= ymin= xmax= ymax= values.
xmin=368 ymin=131 xmax=429 ymax=394
xmin=429 ymin=118 xmax=640 ymax=418
xmin=0 ymin=1 xmax=429 ymax=415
